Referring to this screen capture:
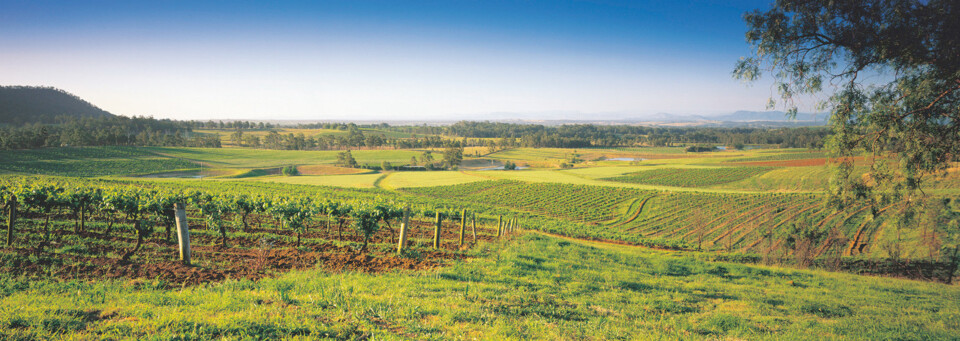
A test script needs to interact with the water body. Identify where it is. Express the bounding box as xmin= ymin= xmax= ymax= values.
xmin=477 ymin=166 xmax=528 ymax=171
